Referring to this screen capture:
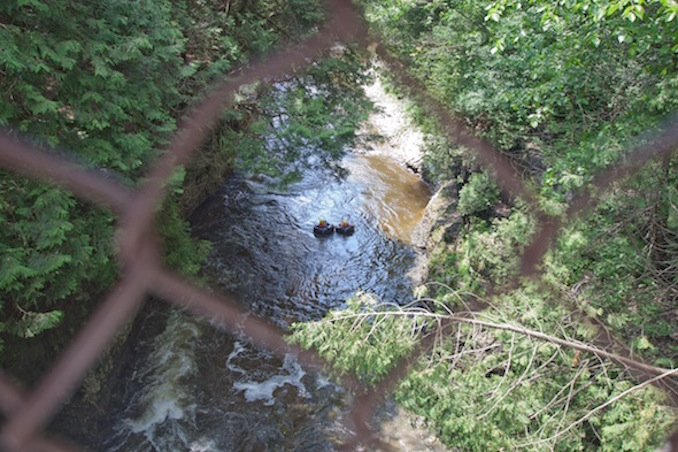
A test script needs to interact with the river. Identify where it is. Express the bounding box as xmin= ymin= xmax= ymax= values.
xmin=51 ymin=77 xmax=443 ymax=451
